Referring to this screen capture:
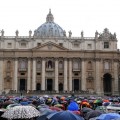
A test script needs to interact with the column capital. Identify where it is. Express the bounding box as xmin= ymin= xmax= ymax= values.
xmin=32 ymin=57 xmax=37 ymax=61
xmin=113 ymin=58 xmax=119 ymax=62
xmin=27 ymin=57 xmax=32 ymax=61
xmin=42 ymin=57 xmax=46 ymax=61
xmin=64 ymin=57 xmax=68 ymax=61
xmin=54 ymin=58 xmax=59 ymax=61
xmin=14 ymin=58 xmax=19 ymax=61
xmin=0 ymin=57 xmax=4 ymax=61
xmin=95 ymin=58 xmax=101 ymax=61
